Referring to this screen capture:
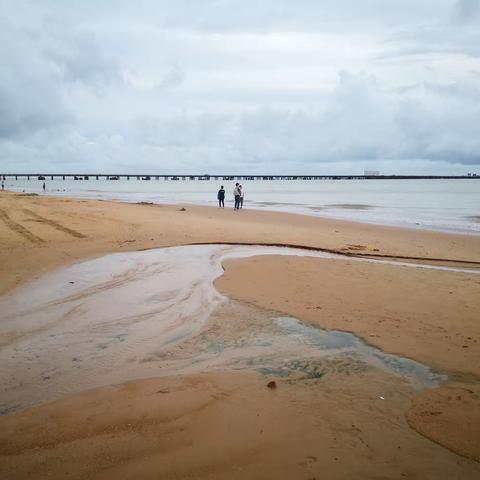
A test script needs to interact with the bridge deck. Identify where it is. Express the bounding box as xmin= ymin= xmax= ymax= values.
xmin=1 ymin=174 xmax=478 ymax=180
